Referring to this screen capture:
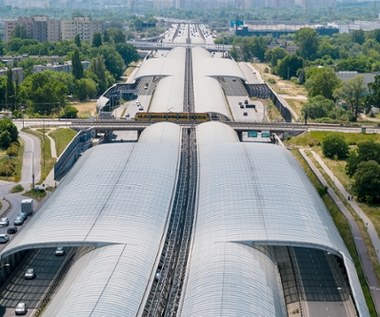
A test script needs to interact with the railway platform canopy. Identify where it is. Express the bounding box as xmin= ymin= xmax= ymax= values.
xmin=0 ymin=122 xmax=369 ymax=317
